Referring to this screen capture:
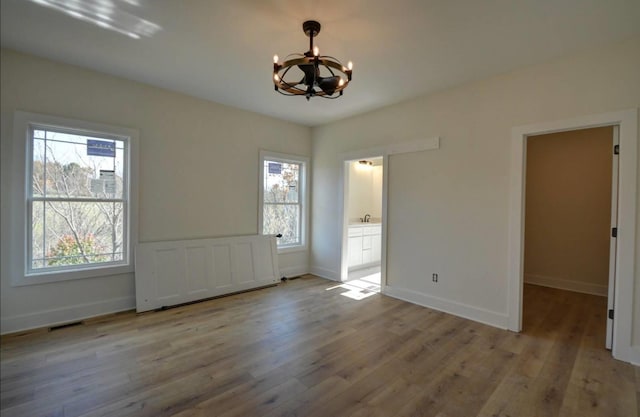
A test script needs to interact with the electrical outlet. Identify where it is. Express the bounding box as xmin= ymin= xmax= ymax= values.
xmin=432 ymin=273 xmax=438 ymax=282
